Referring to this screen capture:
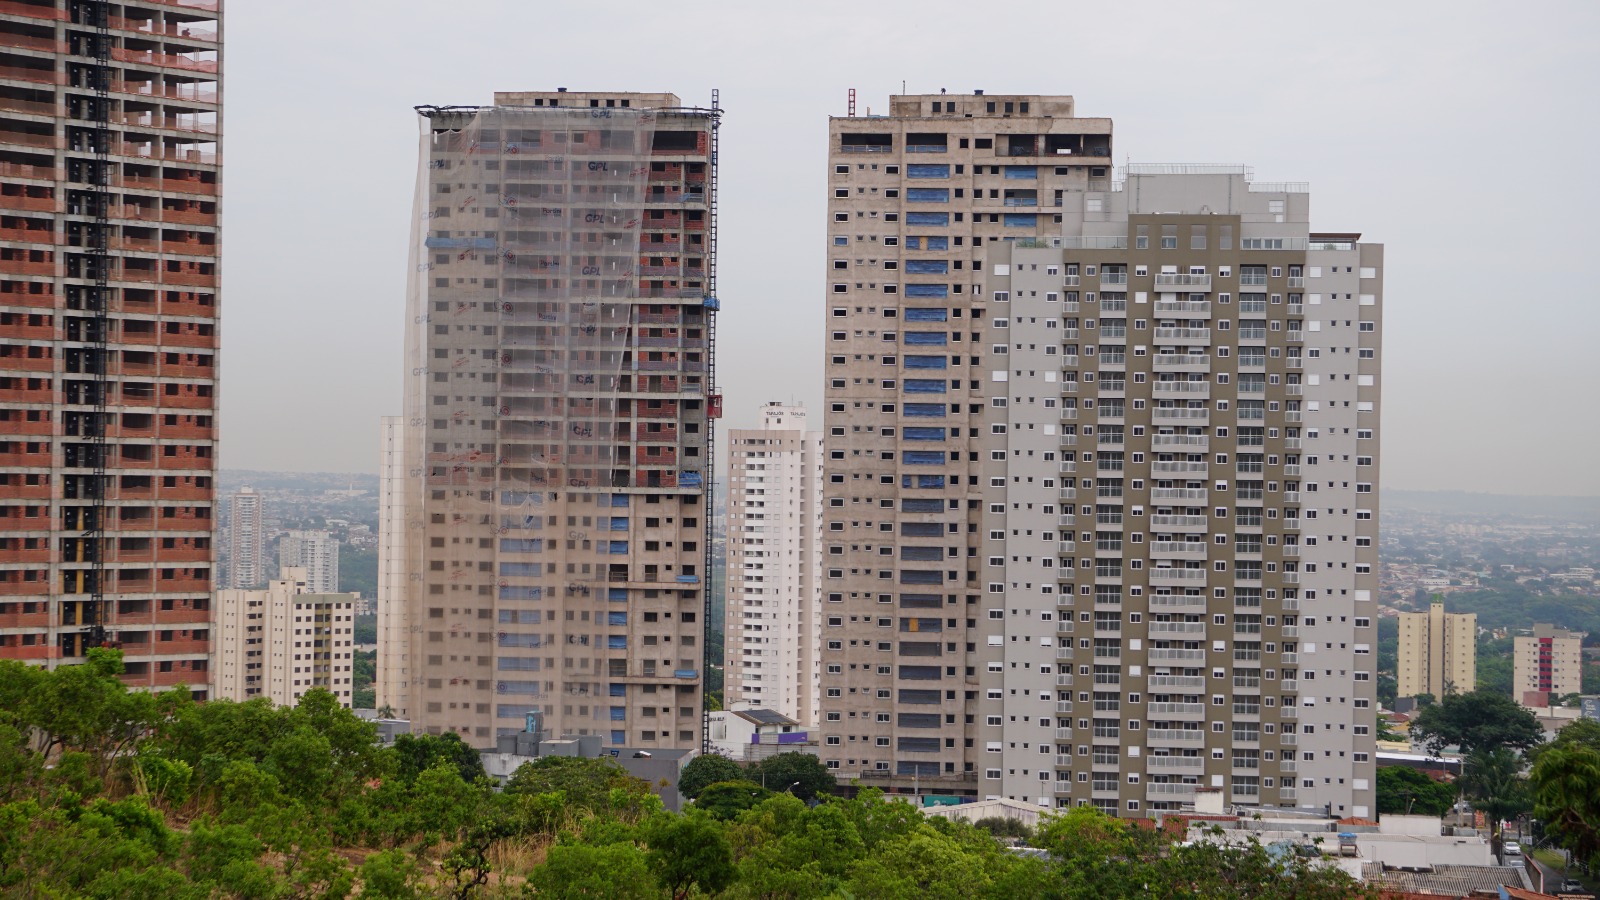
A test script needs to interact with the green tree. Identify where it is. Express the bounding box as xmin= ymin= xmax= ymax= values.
xmin=747 ymin=752 xmax=836 ymax=801
xmin=357 ymin=849 xmax=425 ymax=899
xmin=526 ymin=841 xmax=658 ymax=899
xmin=351 ymin=649 xmax=376 ymax=709
xmin=1375 ymin=765 xmax=1456 ymax=816
xmin=1409 ymin=689 xmax=1544 ymax=756
xmin=1530 ymin=727 xmax=1600 ymax=872
xmin=644 ymin=812 xmax=735 ymax=900
xmin=693 ymin=780 xmax=772 ymax=820
xmin=392 ymin=731 xmax=486 ymax=786
xmin=677 ymin=753 xmax=743 ymax=800
xmin=1475 ymin=653 xmax=1514 ymax=696
xmin=1461 ymin=748 xmax=1532 ymax=857
xmin=503 ymin=756 xmax=654 ymax=815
